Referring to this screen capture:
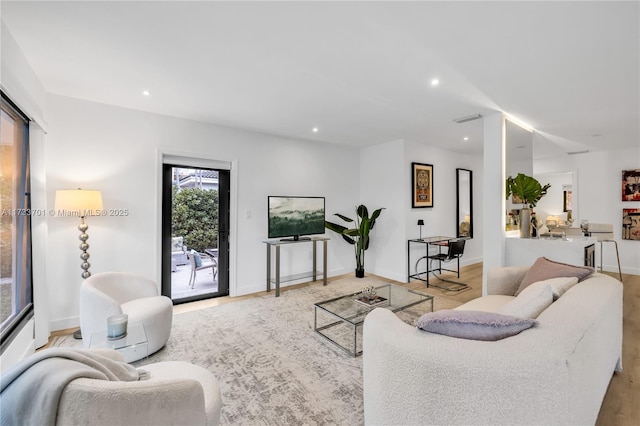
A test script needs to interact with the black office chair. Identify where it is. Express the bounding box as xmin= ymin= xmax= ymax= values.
xmin=415 ymin=239 xmax=468 ymax=291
